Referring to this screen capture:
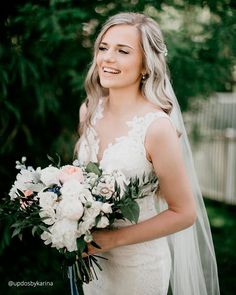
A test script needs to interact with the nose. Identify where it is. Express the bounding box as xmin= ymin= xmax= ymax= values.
xmin=103 ymin=49 xmax=116 ymax=63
